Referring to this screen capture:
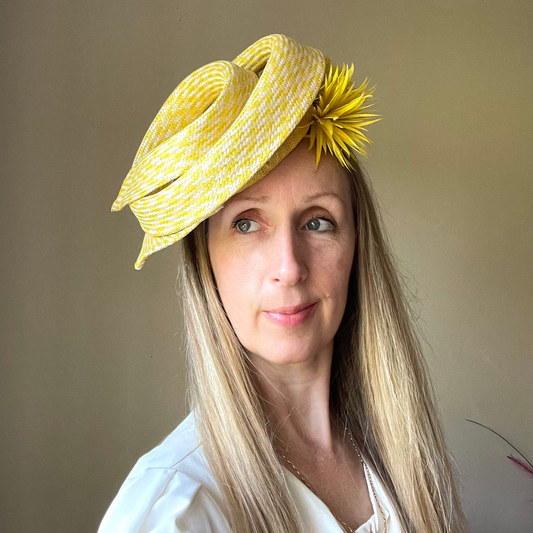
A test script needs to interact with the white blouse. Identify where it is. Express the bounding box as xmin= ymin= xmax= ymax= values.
xmin=97 ymin=412 xmax=402 ymax=533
